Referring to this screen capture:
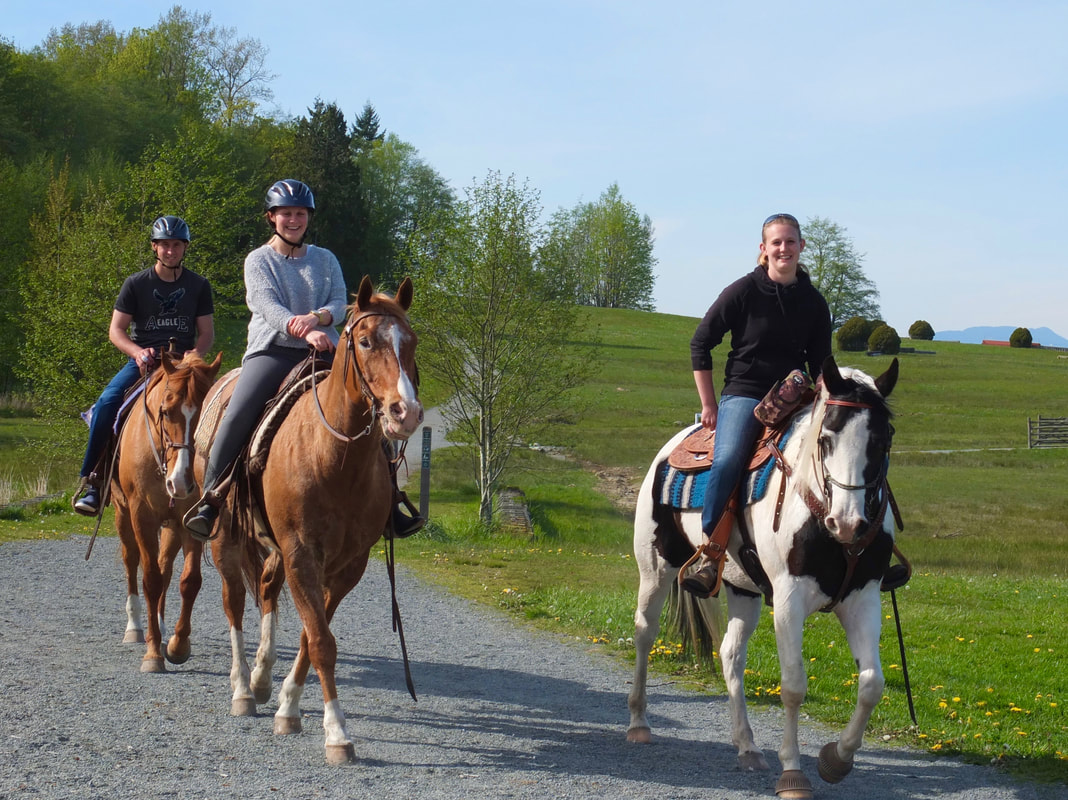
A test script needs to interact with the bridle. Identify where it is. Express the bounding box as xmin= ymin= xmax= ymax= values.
xmin=310 ymin=310 xmax=409 ymax=445
xmin=793 ymin=394 xmax=899 ymax=610
xmin=141 ymin=371 xmax=195 ymax=495
xmin=803 ymin=397 xmax=892 ymax=524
